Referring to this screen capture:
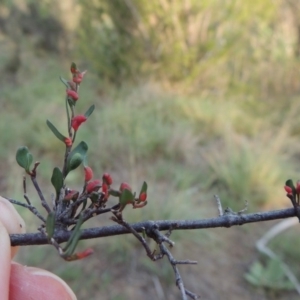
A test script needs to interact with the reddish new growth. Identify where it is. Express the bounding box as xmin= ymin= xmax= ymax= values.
xmin=66 ymin=89 xmax=79 ymax=101
xmin=102 ymin=173 xmax=113 ymax=186
xmin=139 ymin=192 xmax=147 ymax=202
xmin=102 ymin=182 xmax=109 ymax=202
xmin=73 ymin=71 xmax=87 ymax=84
xmin=284 ymin=186 xmax=293 ymax=195
xmin=120 ymin=182 xmax=132 ymax=192
xmin=64 ymin=137 xmax=72 ymax=147
xmin=64 ymin=189 xmax=79 ymax=201
xmin=72 ymin=115 xmax=87 ymax=131
xmin=84 ymin=166 xmax=93 ymax=182
xmin=76 ymin=248 xmax=93 ymax=260
xmin=86 ymin=179 xmax=101 ymax=193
